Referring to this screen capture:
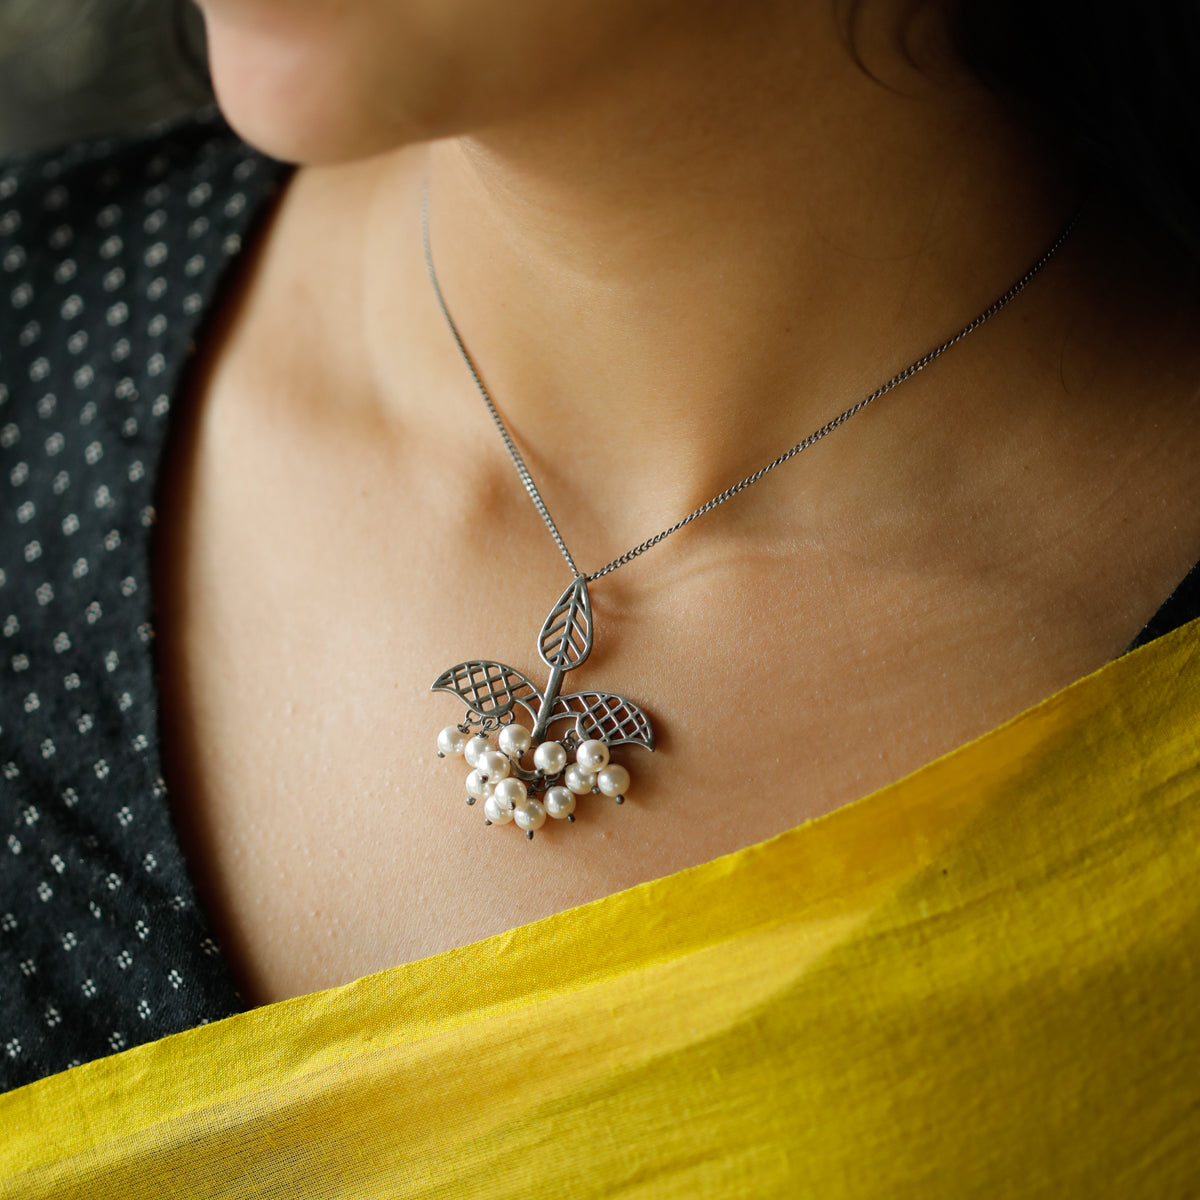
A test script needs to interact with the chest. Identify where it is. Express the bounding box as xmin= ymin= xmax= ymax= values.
xmin=148 ymin=351 xmax=1195 ymax=1008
